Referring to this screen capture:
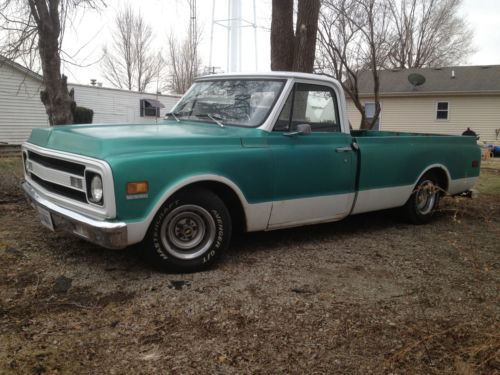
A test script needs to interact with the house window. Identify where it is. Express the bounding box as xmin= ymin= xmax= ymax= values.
xmin=140 ymin=99 xmax=165 ymax=117
xmin=364 ymin=102 xmax=380 ymax=130
xmin=436 ymin=102 xmax=449 ymax=120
